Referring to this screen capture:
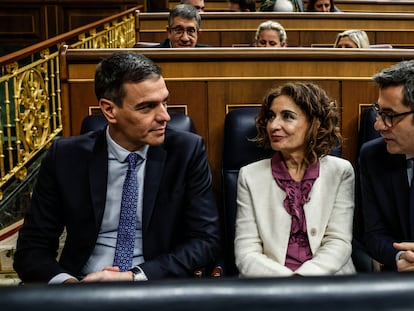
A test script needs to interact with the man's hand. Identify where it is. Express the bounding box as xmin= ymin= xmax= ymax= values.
xmin=81 ymin=266 xmax=133 ymax=282
xmin=393 ymin=242 xmax=414 ymax=272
